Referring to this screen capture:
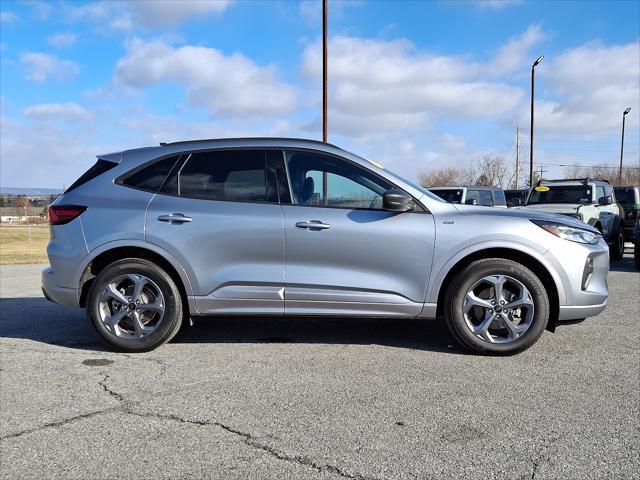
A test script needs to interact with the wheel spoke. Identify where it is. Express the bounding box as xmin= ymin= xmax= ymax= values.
xmin=139 ymin=299 xmax=164 ymax=314
xmin=505 ymin=288 xmax=534 ymax=310
xmin=473 ymin=314 xmax=496 ymax=343
xmin=498 ymin=313 xmax=527 ymax=339
xmin=101 ymin=284 xmax=128 ymax=304
xmin=485 ymin=275 xmax=507 ymax=303
xmin=105 ymin=308 xmax=128 ymax=328
xmin=128 ymin=274 xmax=148 ymax=303
xmin=464 ymin=291 xmax=493 ymax=312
